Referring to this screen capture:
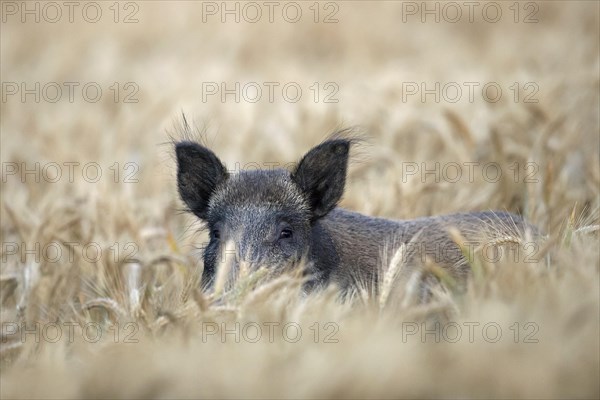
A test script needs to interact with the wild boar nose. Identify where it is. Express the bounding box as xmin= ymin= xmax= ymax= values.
xmin=238 ymin=231 xmax=267 ymax=267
